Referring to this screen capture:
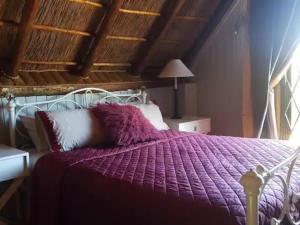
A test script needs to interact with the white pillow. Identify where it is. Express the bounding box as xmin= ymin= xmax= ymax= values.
xmin=133 ymin=102 xmax=169 ymax=130
xmin=21 ymin=116 xmax=49 ymax=152
xmin=36 ymin=109 xmax=107 ymax=152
